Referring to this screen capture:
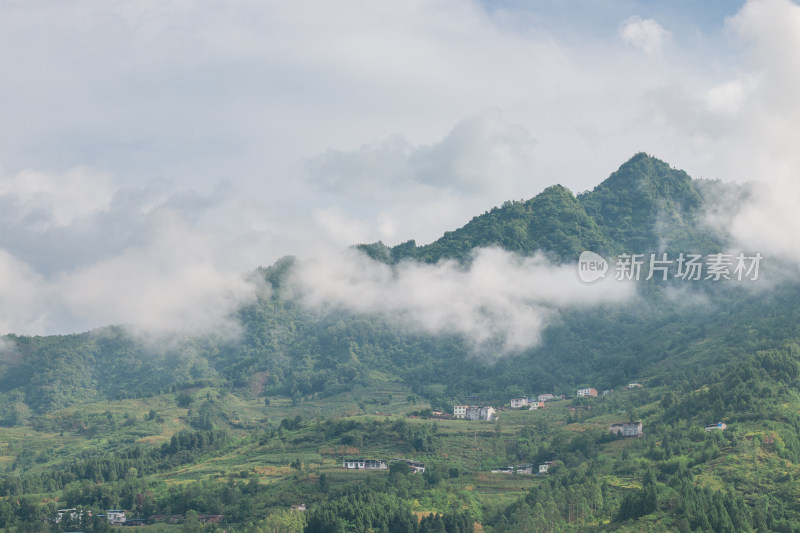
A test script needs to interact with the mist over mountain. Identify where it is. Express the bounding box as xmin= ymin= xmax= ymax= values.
xmin=0 ymin=153 xmax=780 ymax=416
